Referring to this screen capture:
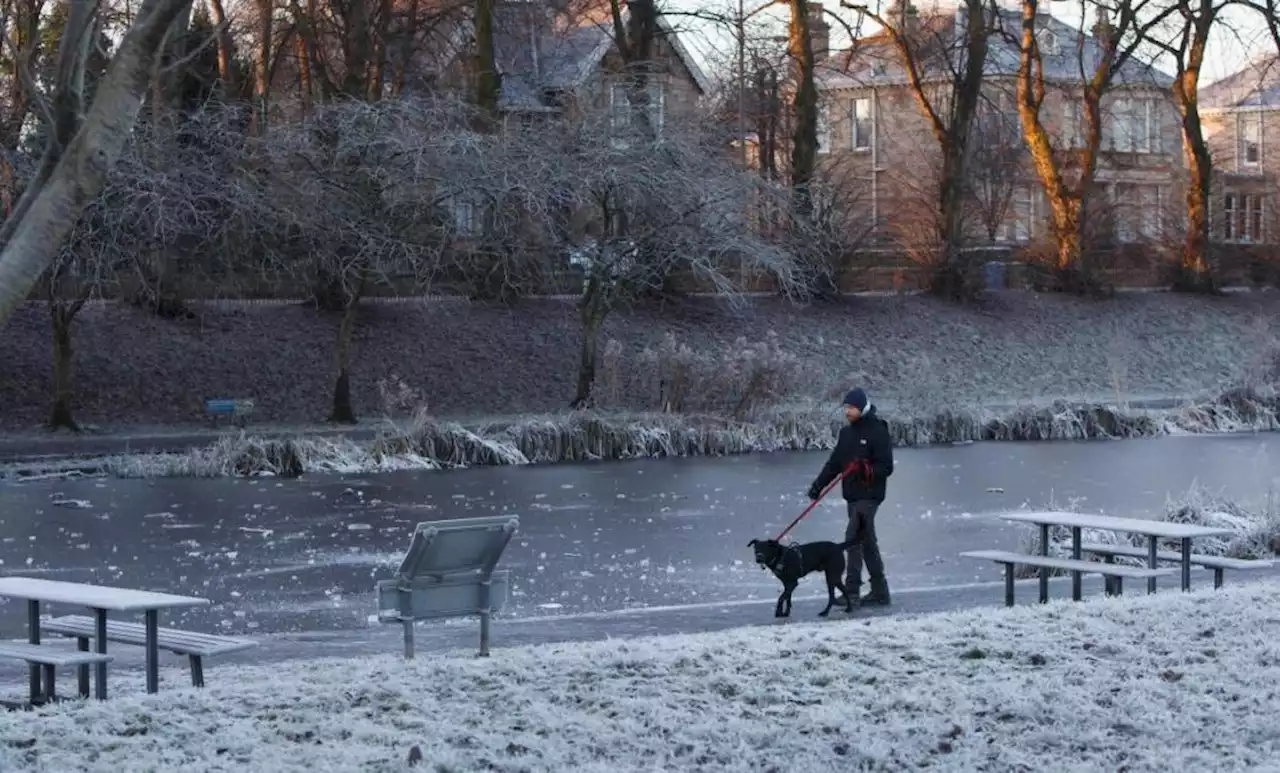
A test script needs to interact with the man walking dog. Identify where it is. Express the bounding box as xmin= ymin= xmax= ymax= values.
xmin=808 ymin=388 xmax=894 ymax=608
